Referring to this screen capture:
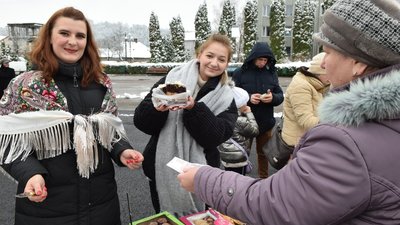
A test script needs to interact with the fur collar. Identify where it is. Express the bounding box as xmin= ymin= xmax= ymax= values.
xmin=319 ymin=66 xmax=400 ymax=126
